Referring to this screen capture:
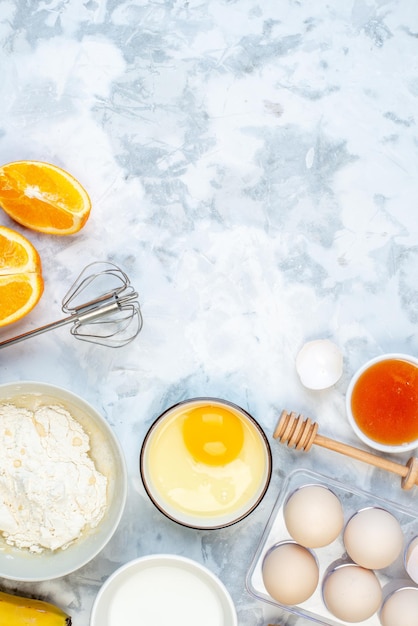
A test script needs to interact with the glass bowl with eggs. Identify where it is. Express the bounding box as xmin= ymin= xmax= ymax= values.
xmin=139 ymin=397 xmax=272 ymax=529
xmin=0 ymin=380 xmax=127 ymax=581
xmin=246 ymin=468 xmax=418 ymax=626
